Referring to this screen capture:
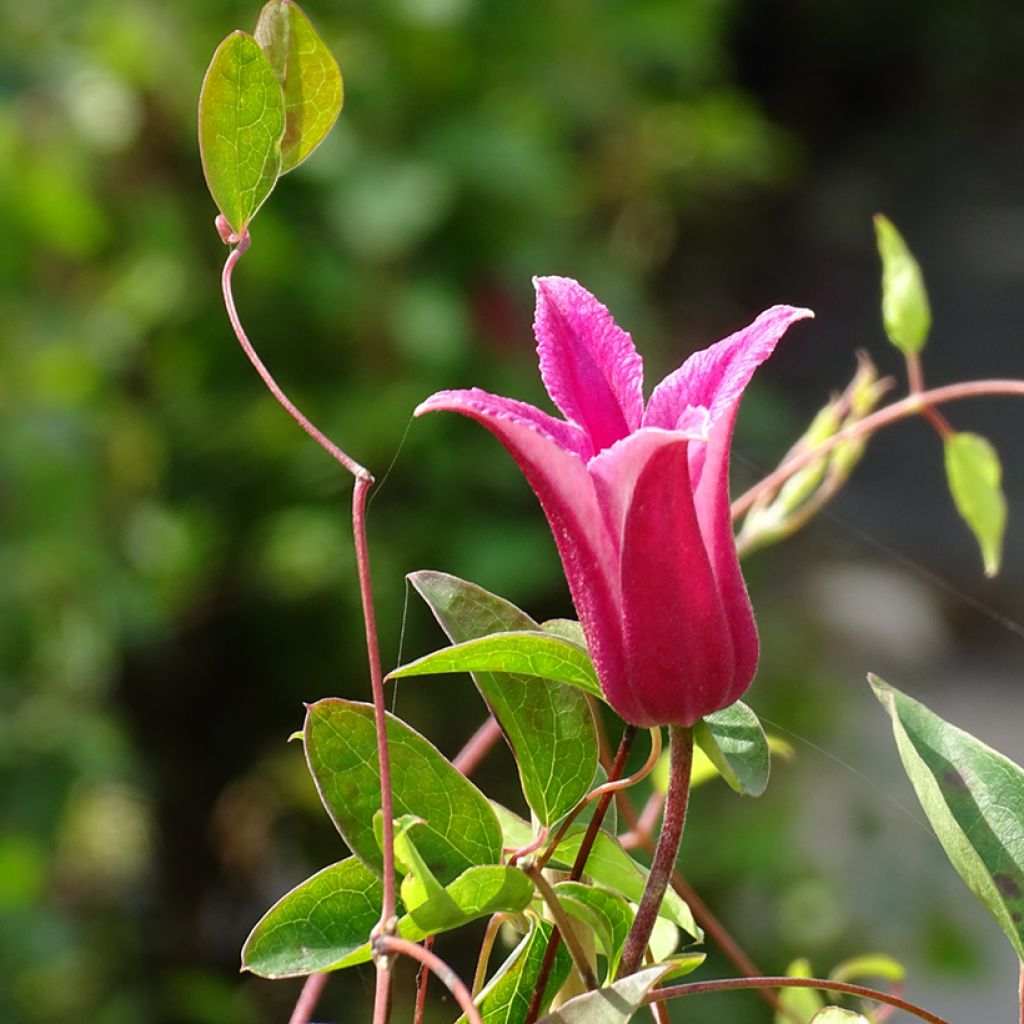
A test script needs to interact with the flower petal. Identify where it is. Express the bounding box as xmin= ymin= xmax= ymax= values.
xmin=534 ymin=277 xmax=645 ymax=455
